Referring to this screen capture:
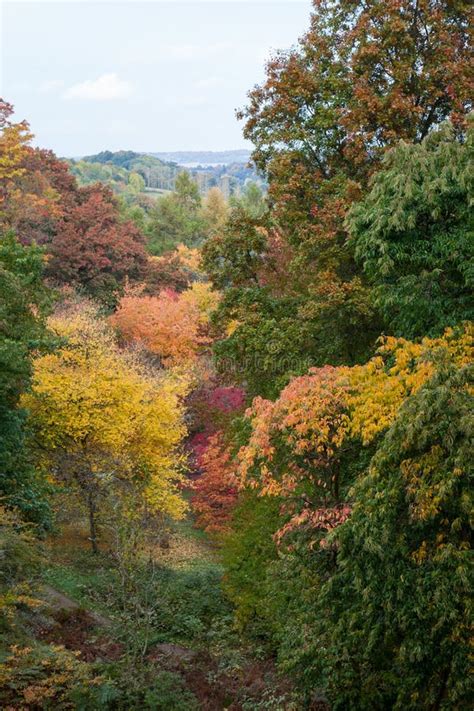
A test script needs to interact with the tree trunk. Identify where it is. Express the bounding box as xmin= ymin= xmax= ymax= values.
xmin=87 ymin=489 xmax=98 ymax=554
